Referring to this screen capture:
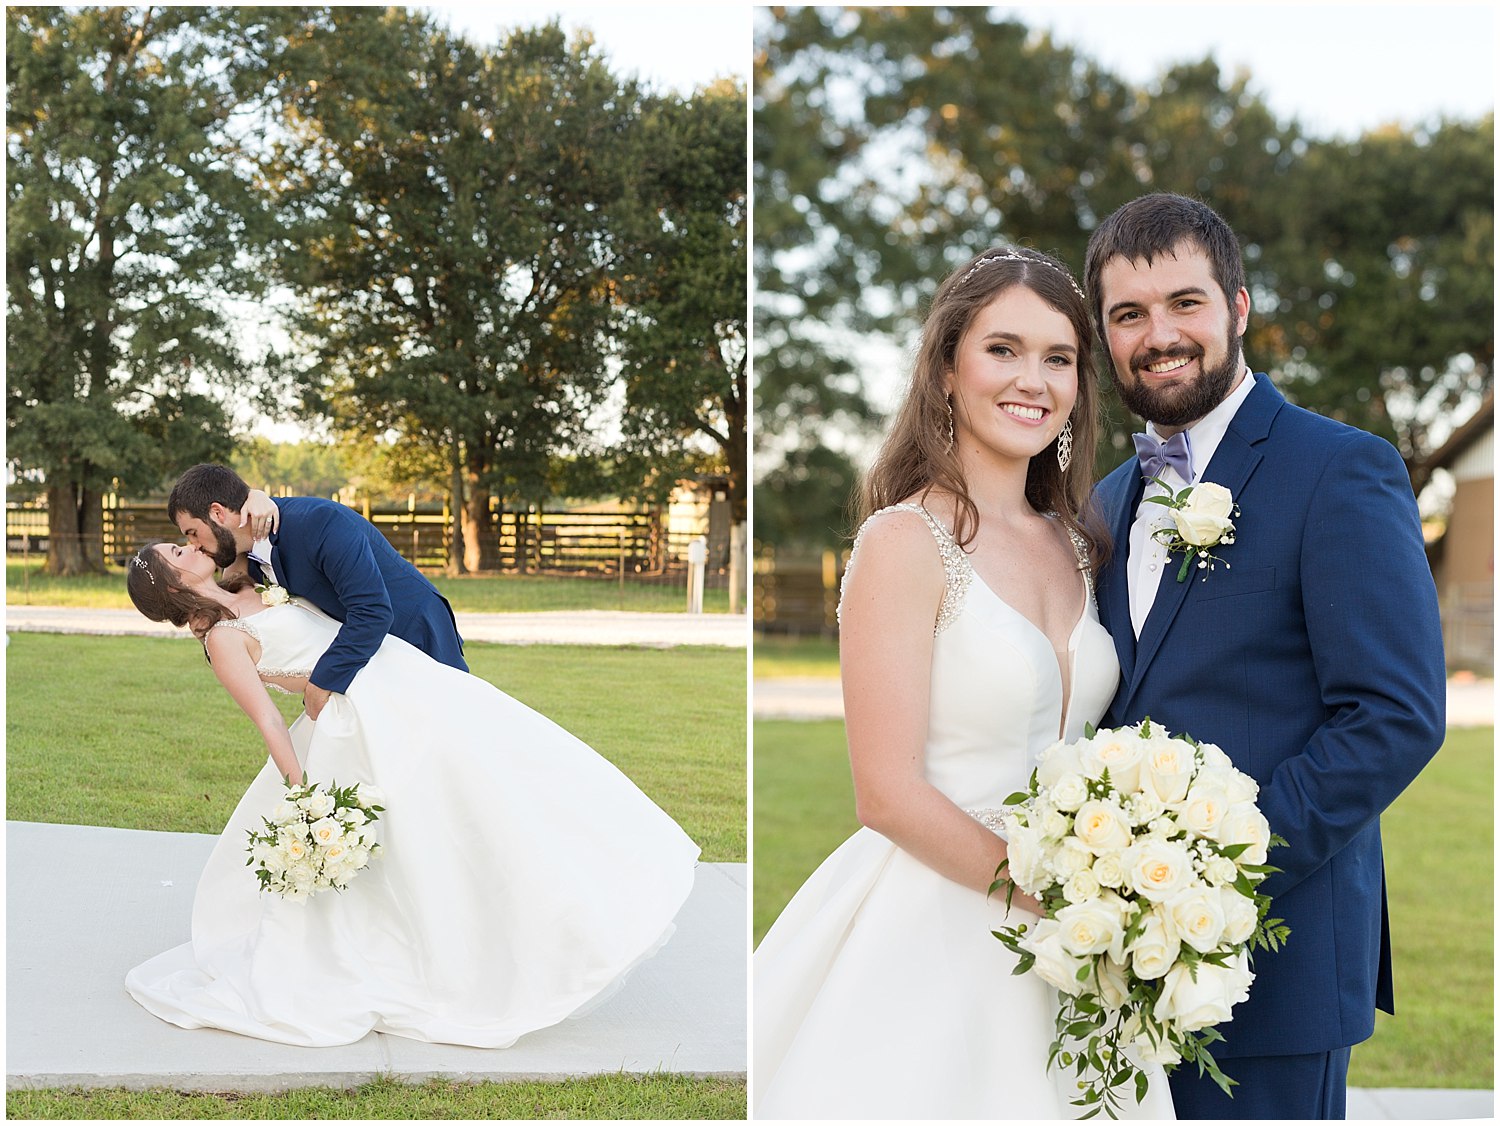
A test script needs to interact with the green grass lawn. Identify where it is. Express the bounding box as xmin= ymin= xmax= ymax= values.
xmin=5 ymin=556 xmax=731 ymax=614
xmin=753 ymin=718 xmax=1493 ymax=1090
xmin=752 ymin=632 xmax=840 ymax=679
xmin=7 ymin=634 xmax=745 ymax=862
xmin=4 ymin=1074 xmax=746 ymax=1120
